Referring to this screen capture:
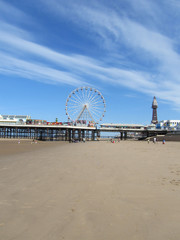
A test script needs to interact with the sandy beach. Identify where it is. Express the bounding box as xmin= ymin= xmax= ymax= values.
xmin=0 ymin=140 xmax=180 ymax=240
